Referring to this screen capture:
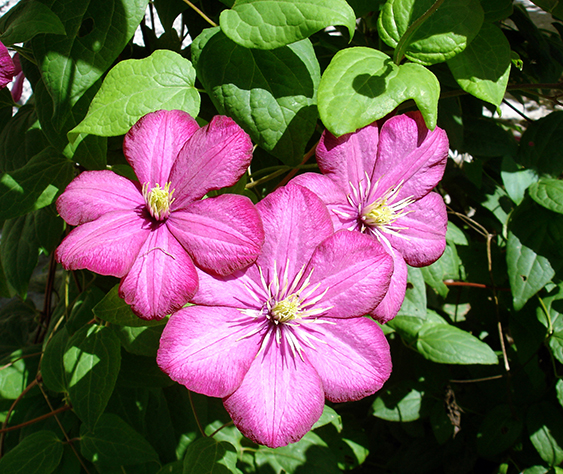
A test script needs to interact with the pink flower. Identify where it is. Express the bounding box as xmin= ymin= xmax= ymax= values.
xmin=56 ymin=110 xmax=264 ymax=320
xmin=0 ymin=42 xmax=16 ymax=88
xmin=157 ymin=184 xmax=393 ymax=447
xmin=292 ymin=112 xmax=449 ymax=322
